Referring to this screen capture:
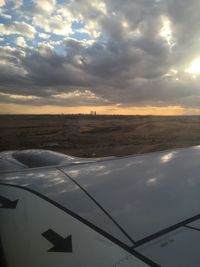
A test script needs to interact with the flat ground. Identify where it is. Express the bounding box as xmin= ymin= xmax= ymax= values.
xmin=1 ymin=115 xmax=200 ymax=157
